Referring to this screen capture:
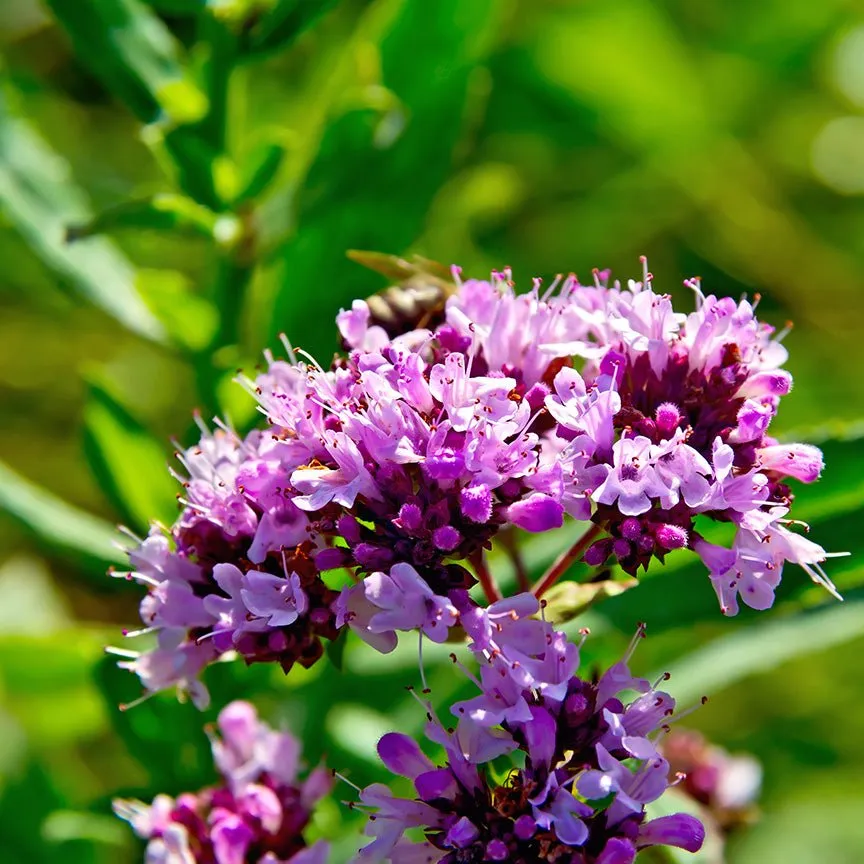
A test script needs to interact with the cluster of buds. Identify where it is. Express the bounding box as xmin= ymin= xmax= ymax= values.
xmin=110 ymin=260 xmax=839 ymax=863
